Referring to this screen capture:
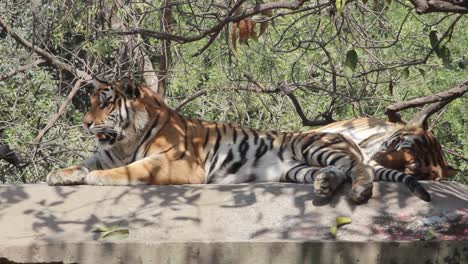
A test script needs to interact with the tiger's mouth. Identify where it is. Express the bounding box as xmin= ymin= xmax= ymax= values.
xmin=95 ymin=132 xmax=117 ymax=143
